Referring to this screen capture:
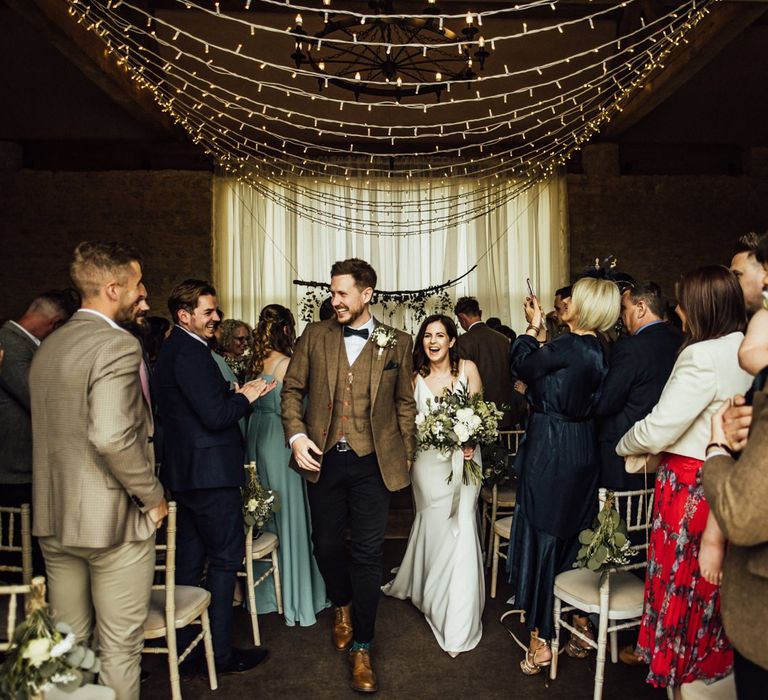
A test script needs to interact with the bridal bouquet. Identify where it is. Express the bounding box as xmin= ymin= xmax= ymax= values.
xmin=1 ymin=578 xmax=101 ymax=699
xmin=415 ymin=384 xmax=503 ymax=485
xmin=242 ymin=461 xmax=279 ymax=531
